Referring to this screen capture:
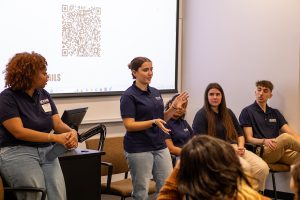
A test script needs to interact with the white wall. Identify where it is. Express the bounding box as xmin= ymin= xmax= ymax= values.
xmin=182 ymin=0 xmax=300 ymax=132
xmin=182 ymin=0 xmax=300 ymax=193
